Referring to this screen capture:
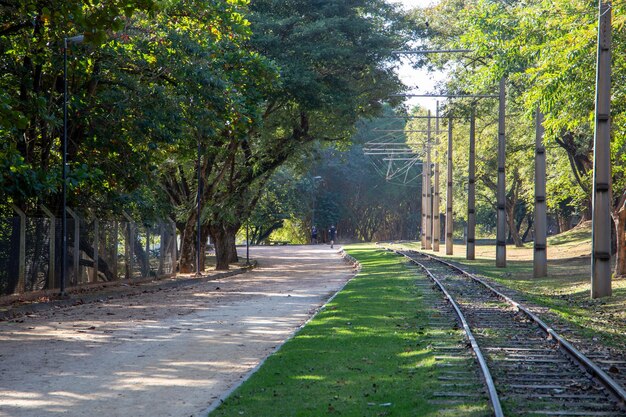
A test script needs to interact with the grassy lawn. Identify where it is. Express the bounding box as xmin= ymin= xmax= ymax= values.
xmin=209 ymin=244 xmax=487 ymax=417
xmin=394 ymin=222 xmax=626 ymax=350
